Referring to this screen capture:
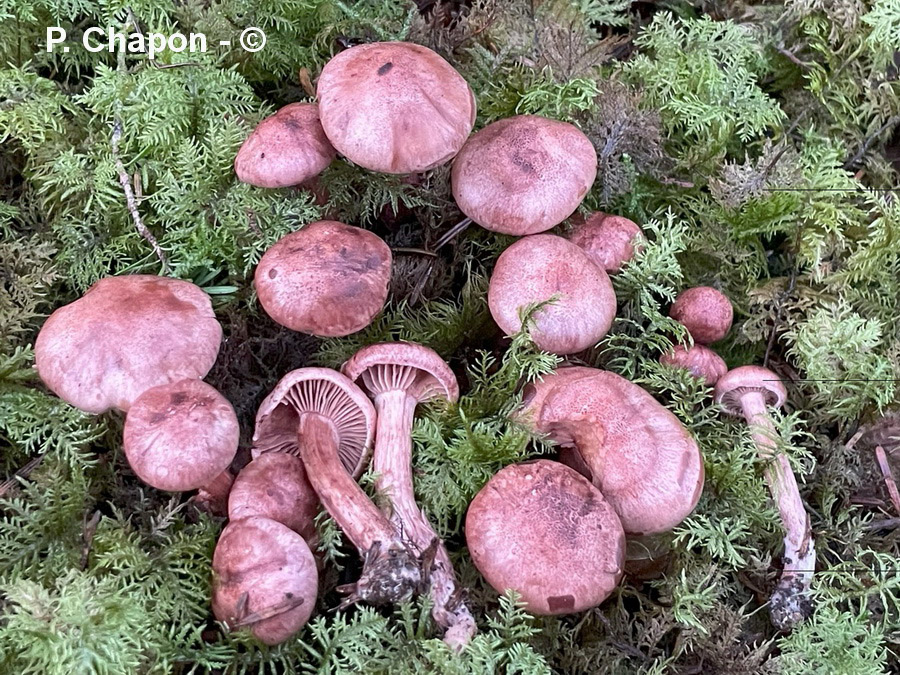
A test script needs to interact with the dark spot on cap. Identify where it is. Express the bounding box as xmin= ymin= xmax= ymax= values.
xmin=260 ymin=152 xmax=266 ymax=159
xmin=377 ymin=62 xmax=393 ymax=76
xmin=170 ymin=392 xmax=188 ymax=405
xmin=366 ymin=255 xmax=383 ymax=270
xmin=547 ymin=595 xmax=576 ymax=612
xmin=268 ymin=268 xmax=278 ymax=279
xmin=148 ymin=412 xmax=167 ymax=425
xmin=340 ymin=247 xmax=348 ymax=258
xmin=511 ymin=153 xmax=535 ymax=175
